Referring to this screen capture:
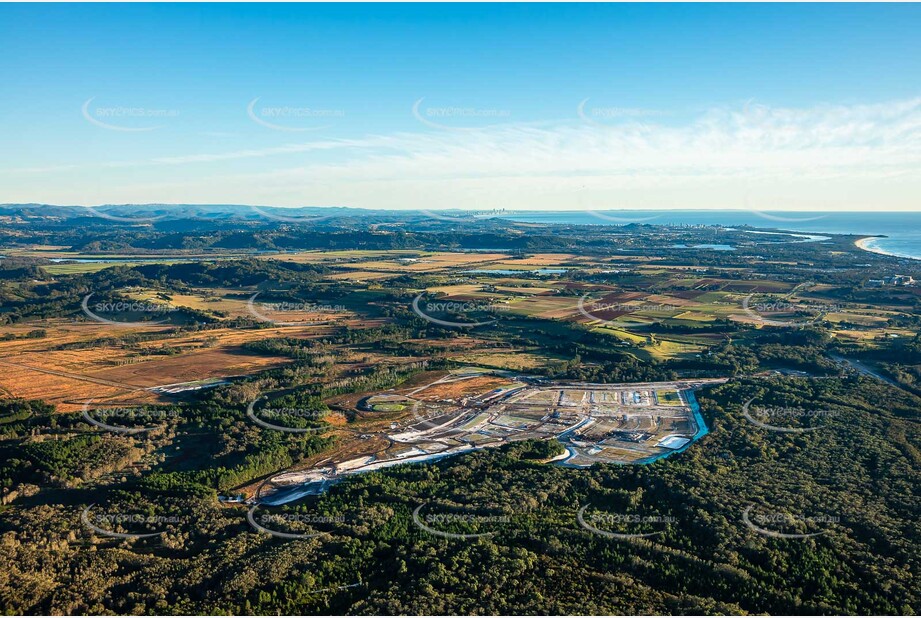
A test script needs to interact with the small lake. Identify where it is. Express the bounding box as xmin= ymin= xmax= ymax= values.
xmin=634 ymin=390 xmax=709 ymax=464
xmin=47 ymin=257 xmax=199 ymax=264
